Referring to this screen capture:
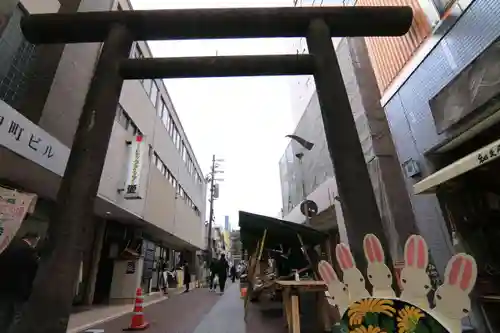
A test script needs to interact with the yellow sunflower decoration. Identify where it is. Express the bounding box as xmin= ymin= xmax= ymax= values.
xmin=347 ymin=299 xmax=396 ymax=326
xmin=350 ymin=325 xmax=385 ymax=333
xmin=396 ymin=305 xmax=425 ymax=333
